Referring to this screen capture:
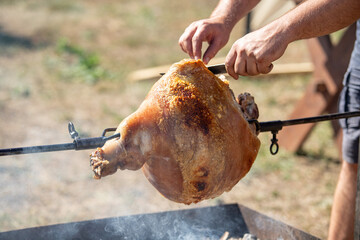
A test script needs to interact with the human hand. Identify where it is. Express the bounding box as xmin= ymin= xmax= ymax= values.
xmin=179 ymin=17 xmax=232 ymax=64
xmin=225 ymin=25 xmax=289 ymax=79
